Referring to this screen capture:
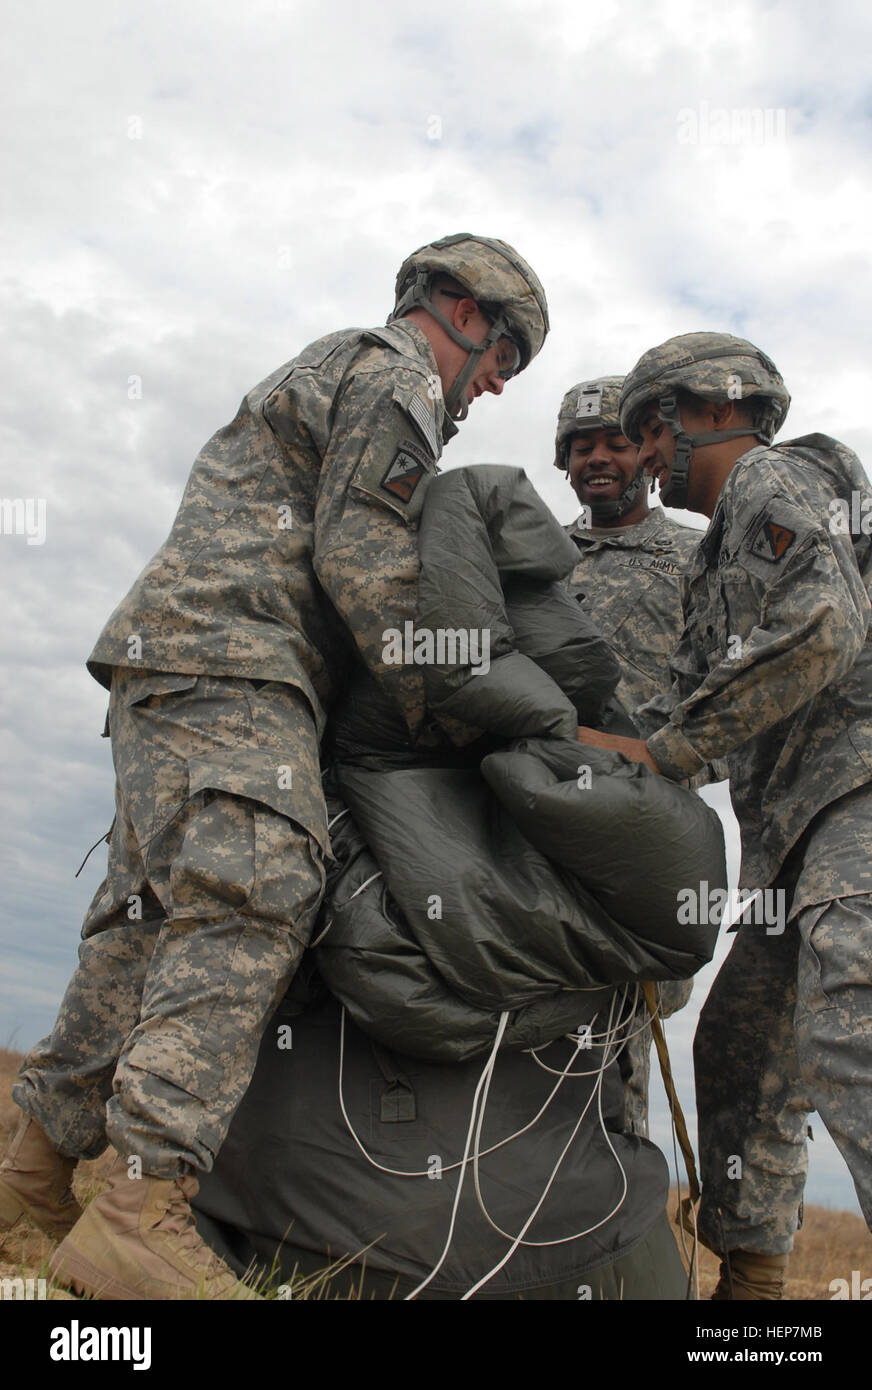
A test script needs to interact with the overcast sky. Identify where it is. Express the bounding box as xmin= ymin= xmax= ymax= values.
xmin=1 ymin=0 xmax=870 ymax=1213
